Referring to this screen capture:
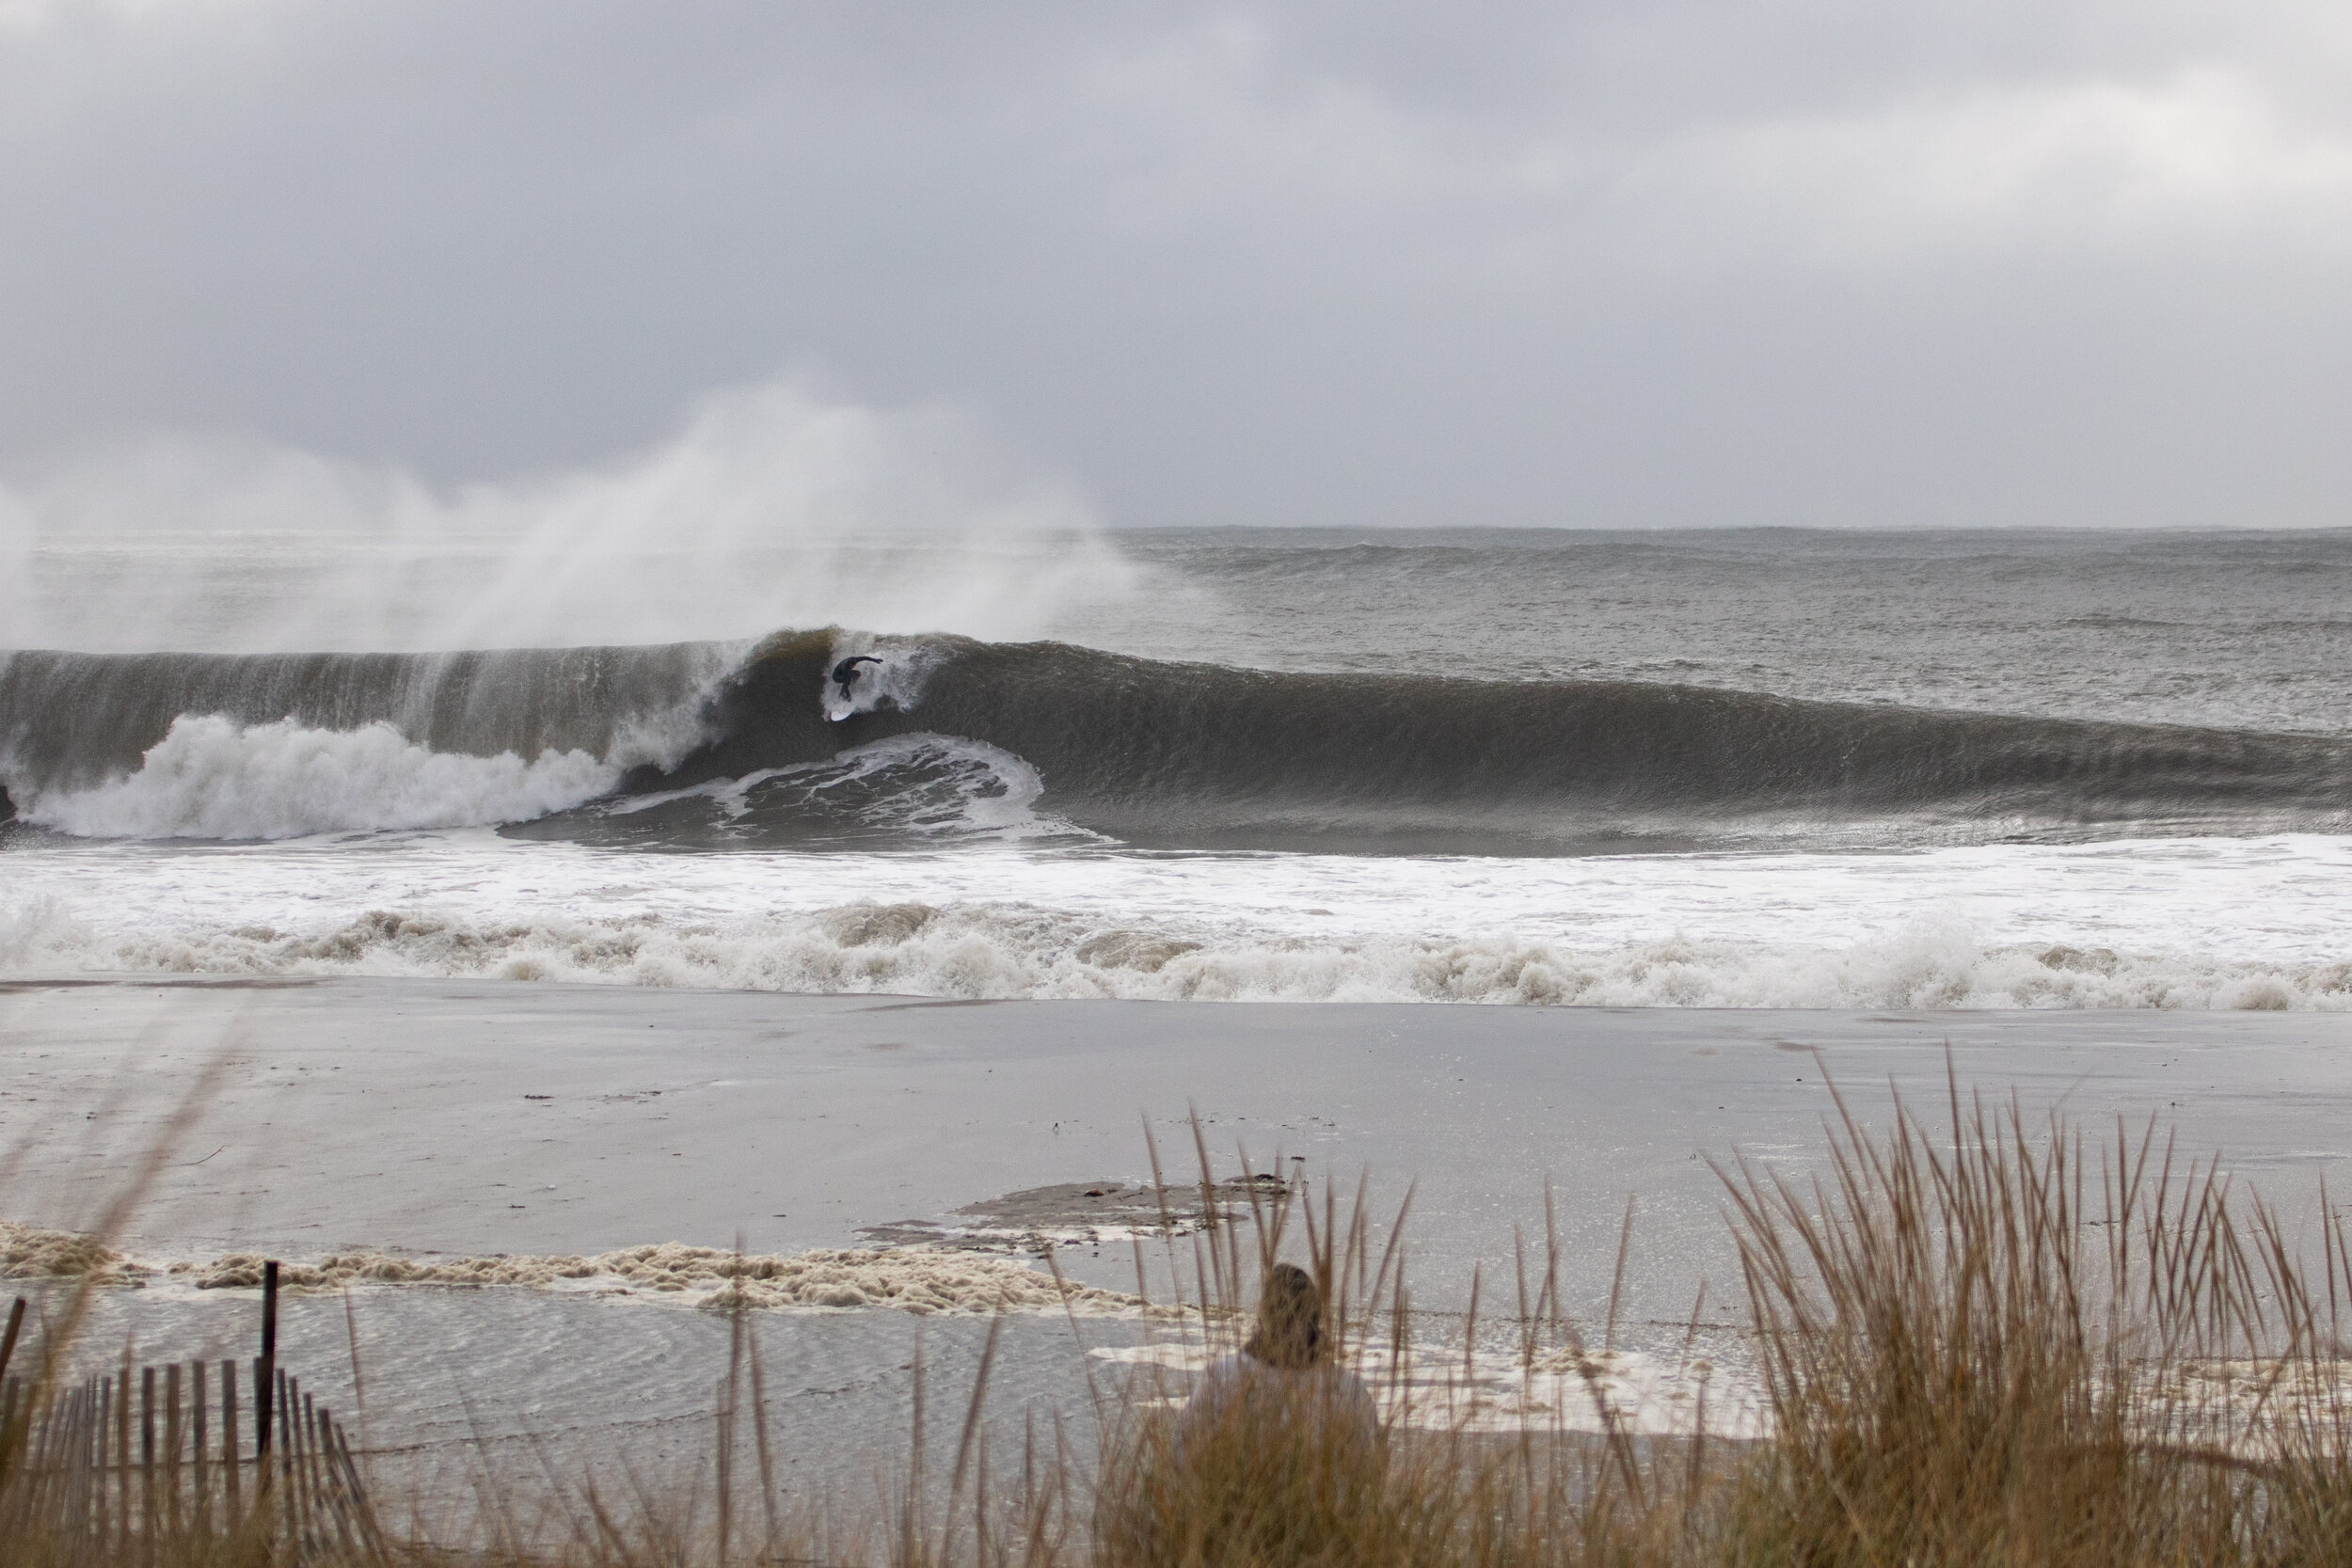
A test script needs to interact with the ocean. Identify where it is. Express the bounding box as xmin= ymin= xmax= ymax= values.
xmin=5 ymin=526 xmax=2350 ymax=1008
